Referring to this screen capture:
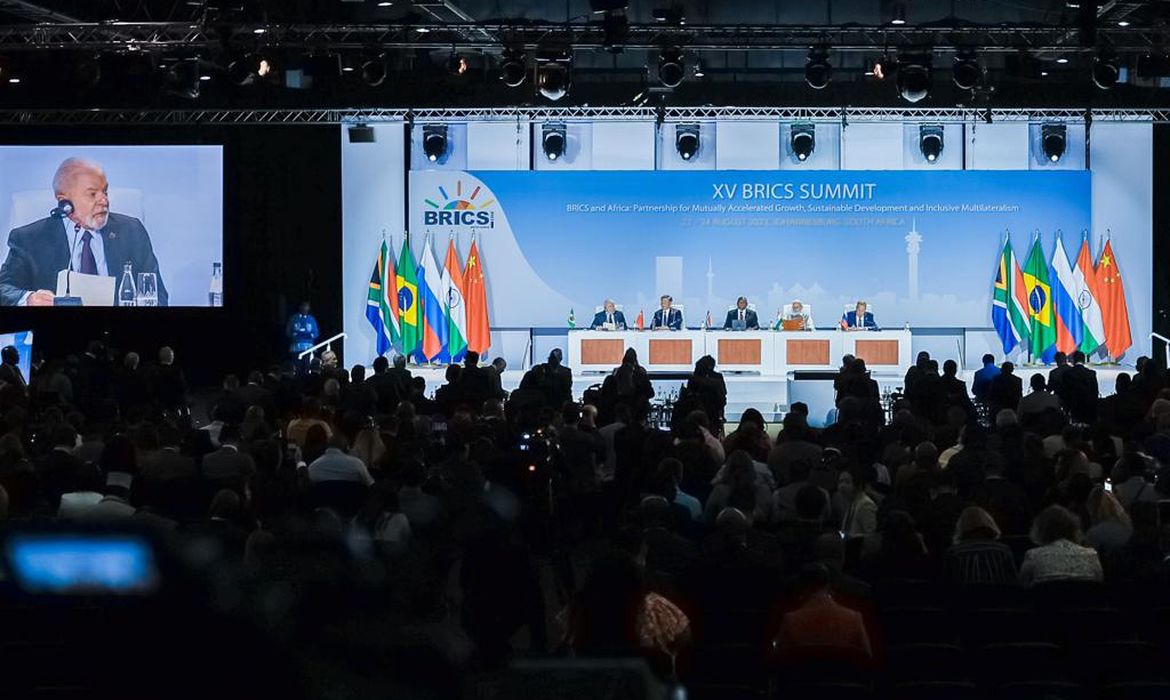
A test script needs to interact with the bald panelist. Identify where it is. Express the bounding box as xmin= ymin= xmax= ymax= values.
xmin=0 ymin=157 xmax=168 ymax=306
